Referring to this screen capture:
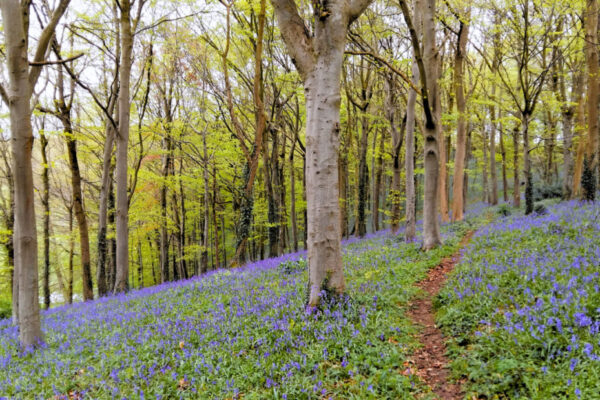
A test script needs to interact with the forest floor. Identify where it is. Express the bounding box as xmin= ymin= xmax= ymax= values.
xmin=407 ymin=231 xmax=474 ymax=400
xmin=2 ymin=199 xmax=600 ymax=399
